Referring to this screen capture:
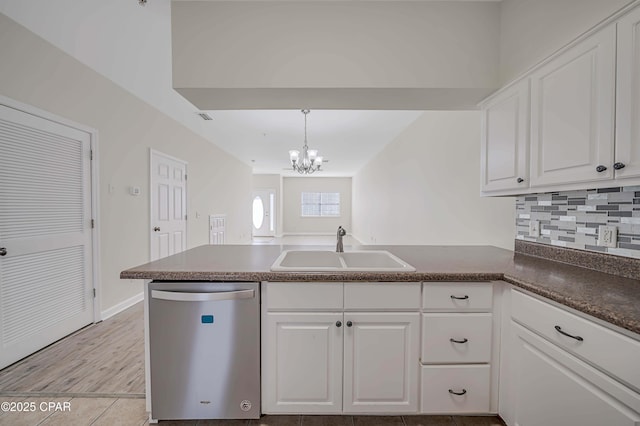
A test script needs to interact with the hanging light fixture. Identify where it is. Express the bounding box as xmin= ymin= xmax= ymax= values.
xmin=289 ymin=109 xmax=323 ymax=174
